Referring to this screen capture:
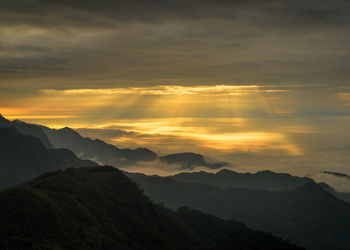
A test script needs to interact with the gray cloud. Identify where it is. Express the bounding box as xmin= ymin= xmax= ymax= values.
xmin=1 ymin=0 xmax=350 ymax=29
xmin=1 ymin=0 xmax=350 ymax=86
